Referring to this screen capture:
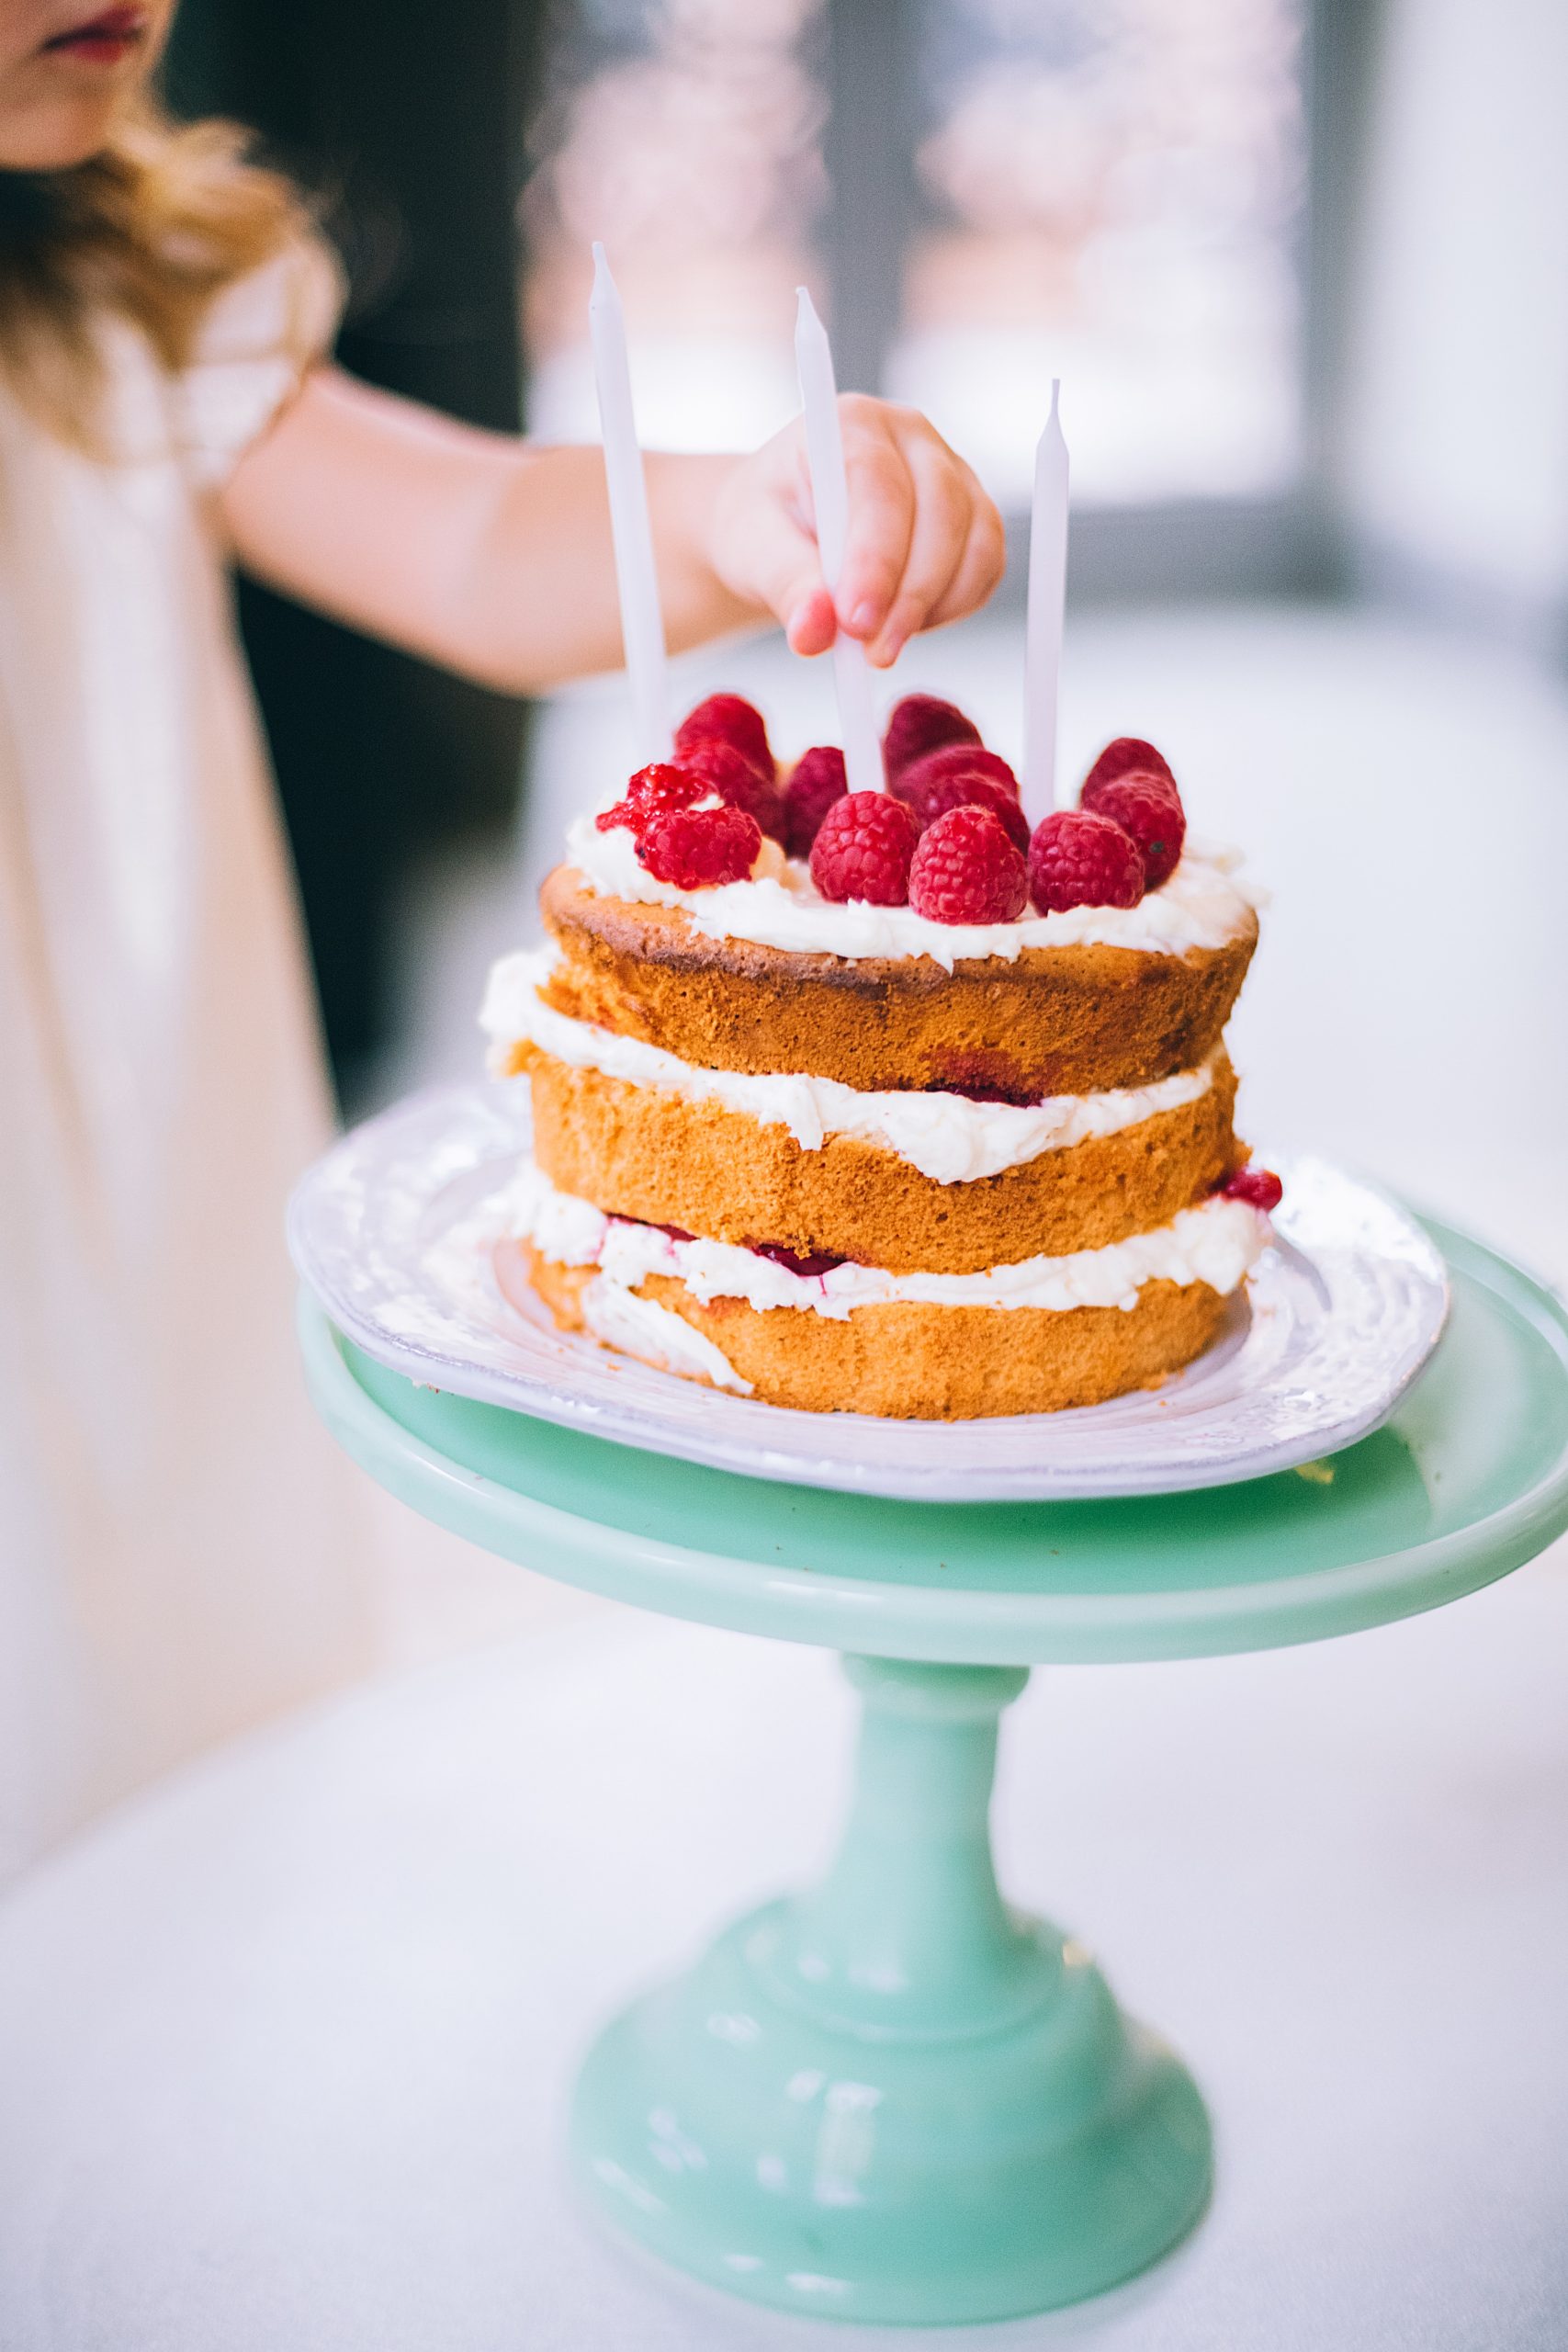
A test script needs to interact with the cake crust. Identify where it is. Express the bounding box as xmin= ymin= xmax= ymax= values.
xmin=510 ymin=1240 xmax=1232 ymax=1419
xmin=523 ymin=1045 xmax=1239 ymax=1274
xmin=536 ymin=865 xmax=1257 ymax=1097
